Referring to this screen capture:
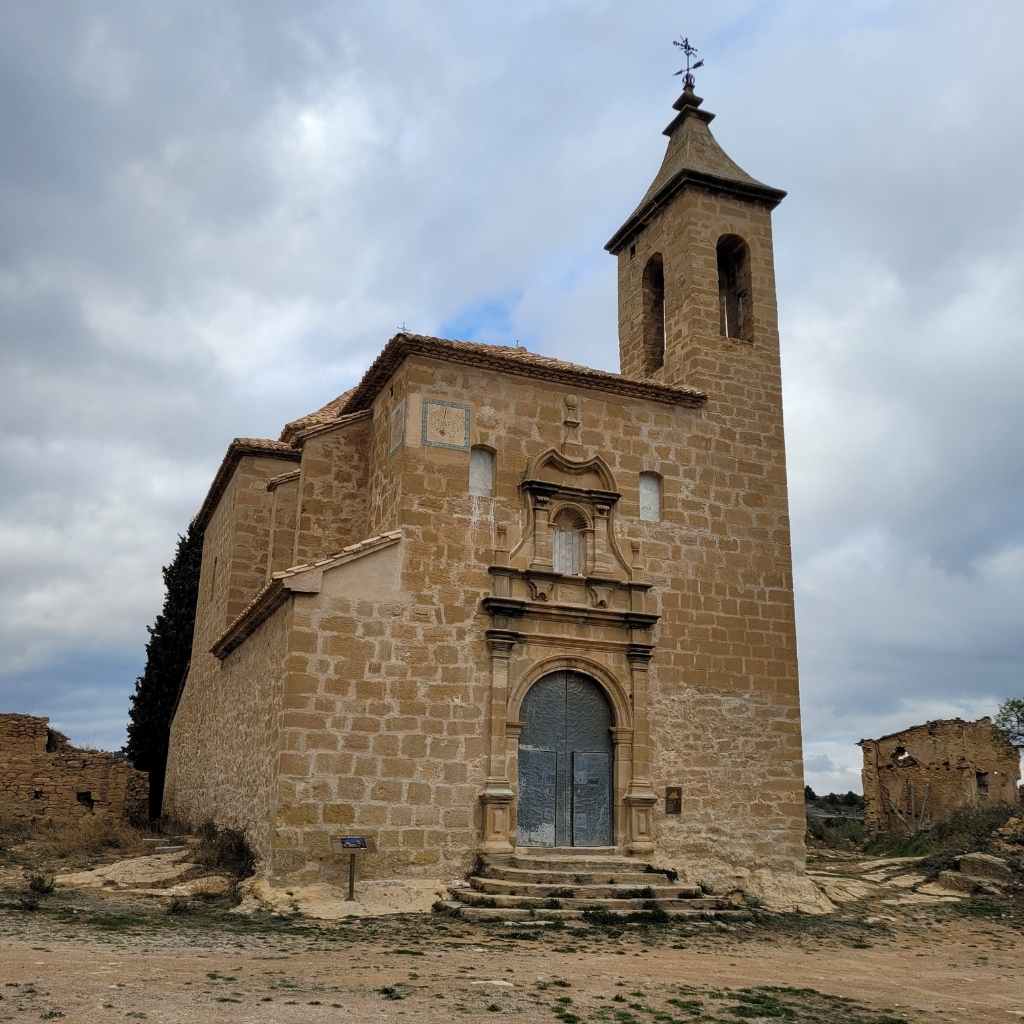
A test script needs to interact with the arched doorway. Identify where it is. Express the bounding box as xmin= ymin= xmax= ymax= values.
xmin=517 ymin=671 xmax=613 ymax=847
